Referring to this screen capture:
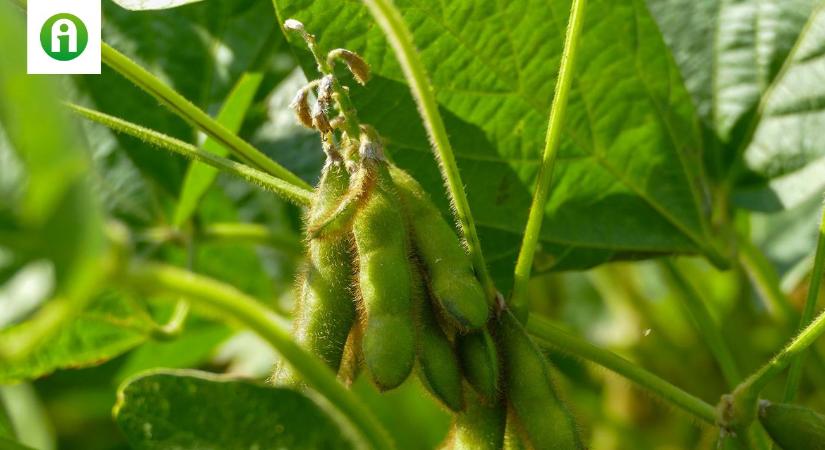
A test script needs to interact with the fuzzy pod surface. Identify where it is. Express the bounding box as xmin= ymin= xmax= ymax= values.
xmin=354 ymin=158 xmax=416 ymax=390
xmin=499 ymin=311 xmax=583 ymax=450
xmin=457 ymin=329 xmax=500 ymax=403
xmin=759 ymin=401 xmax=825 ymax=450
xmin=276 ymin=160 xmax=357 ymax=385
xmin=447 ymin=389 xmax=506 ymax=450
xmin=412 ymin=262 xmax=464 ymax=411
xmin=389 ymin=165 xmax=489 ymax=330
